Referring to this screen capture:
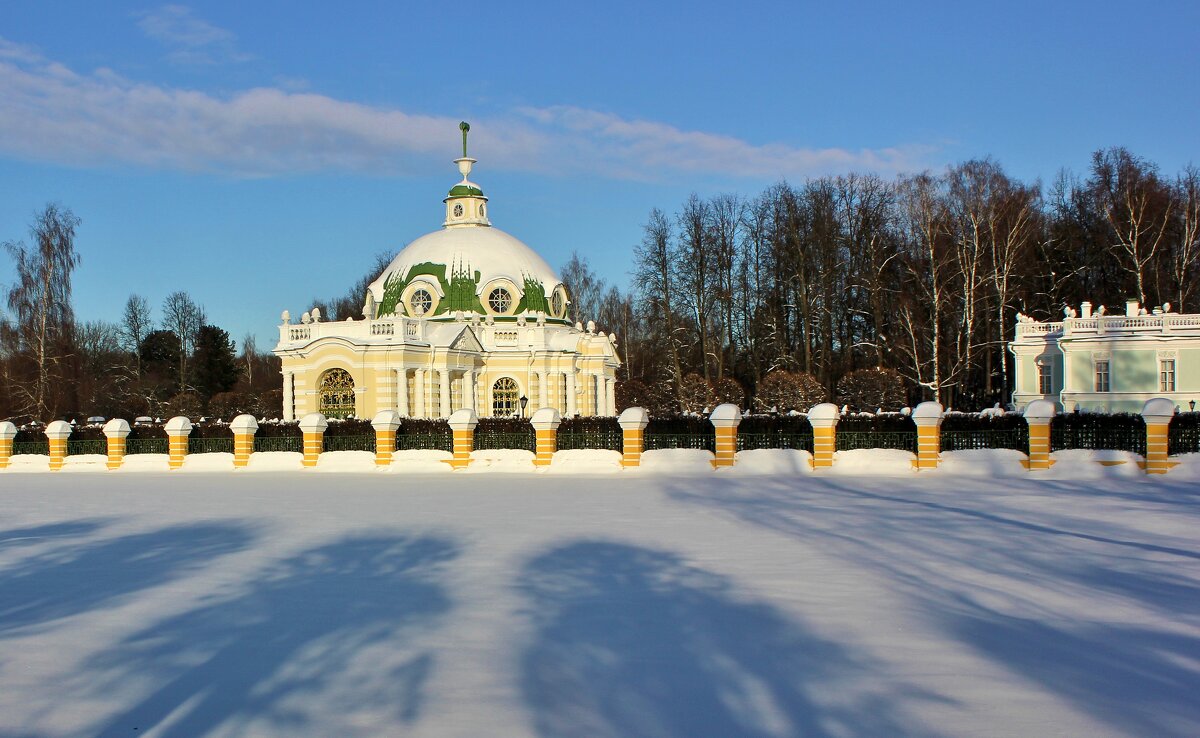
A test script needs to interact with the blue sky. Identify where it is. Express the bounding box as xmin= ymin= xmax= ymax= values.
xmin=1 ymin=1 xmax=1197 ymax=348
